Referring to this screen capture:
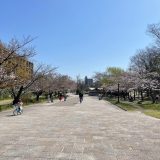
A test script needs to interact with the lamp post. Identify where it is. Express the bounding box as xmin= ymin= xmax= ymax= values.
xmin=118 ymin=83 xmax=120 ymax=103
